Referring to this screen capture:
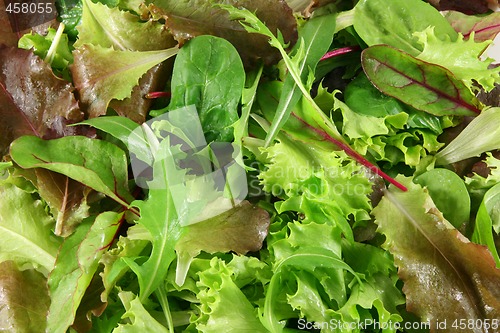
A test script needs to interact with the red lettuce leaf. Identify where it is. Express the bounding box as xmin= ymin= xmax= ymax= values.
xmin=0 ymin=46 xmax=93 ymax=236
xmin=146 ymin=0 xmax=297 ymax=66
xmin=444 ymin=10 xmax=500 ymax=42
xmin=0 ymin=46 xmax=82 ymax=155
xmin=0 ymin=261 xmax=50 ymax=332
xmin=373 ymin=178 xmax=500 ymax=332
